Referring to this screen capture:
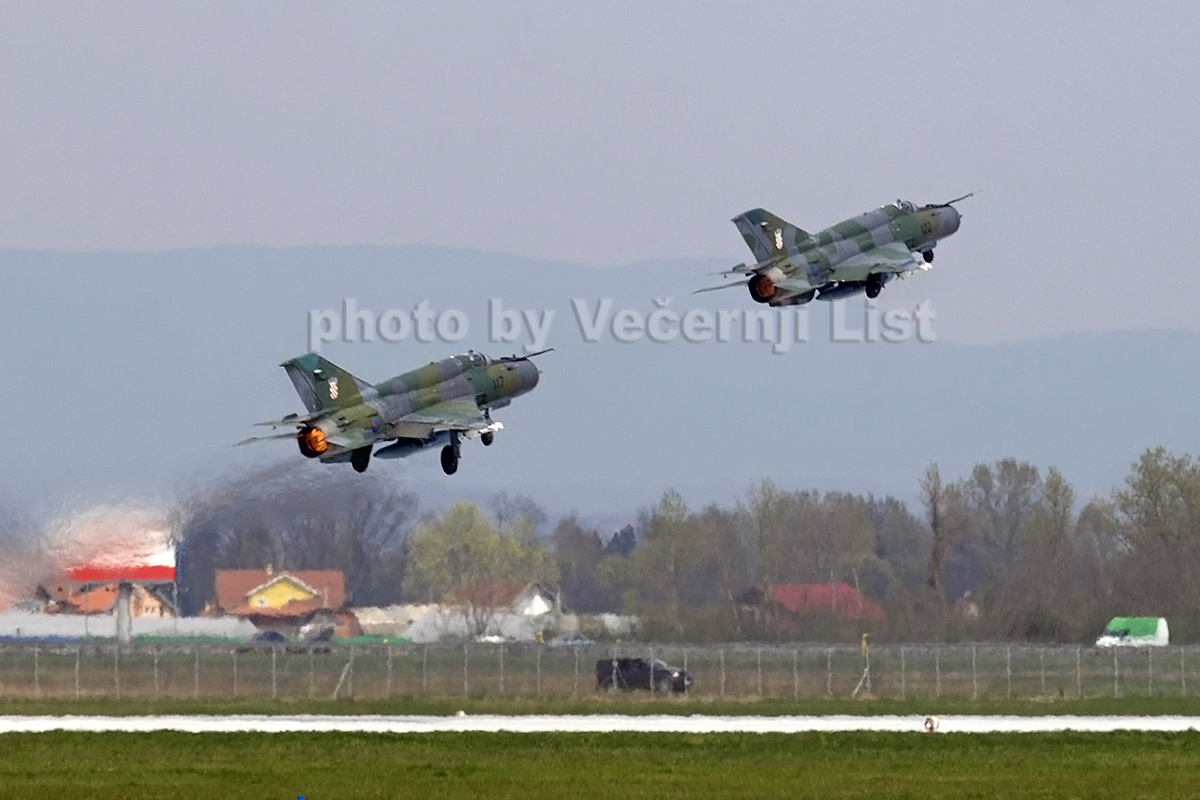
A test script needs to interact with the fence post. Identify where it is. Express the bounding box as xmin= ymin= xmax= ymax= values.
xmin=193 ymin=646 xmax=199 ymax=700
xmin=900 ymin=647 xmax=906 ymax=701
xmin=271 ymin=647 xmax=278 ymax=700
xmin=348 ymin=646 xmax=355 ymax=699
xmin=648 ymin=646 xmax=654 ymax=695
xmin=1076 ymin=646 xmax=1082 ymax=699
xmin=793 ymin=650 xmax=799 ymax=701
xmin=719 ymin=649 xmax=726 ymax=699
xmin=386 ymin=647 xmax=393 ymax=700
xmin=1040 ymin=648 xmax=1046 ymax=698
xmin=422 ymin=645 xmax=428 ymax=695
xmin=33 ymin=647 xmax=39 ymax=699
xmin=826 ymin=649 xmax=833 ymax=697
xmin=463 ymin=644 xmax=469 ymax=698
xmin=536 ymin=646 xmax=543 ymax=699
xmin=153 ymin=647 xmax=160 ymax=701
xmin=1113 ymin=649 xmax=1119 ymax=698
xmin=1148 ymin=649 xmax=1153 ymax=697
xmin=498 ymin=646 xmax=505 ymax=696
xmin=971 ymin=645 xmax=977 ymax=701
xmin=756 ymin=649 xmax=763 ymax=699
xmin=1005 ymin=646 xmax=1011 ymax=700
xmin=1182 ymin=648 xmax=1187 ymax=697
xmin=573 ymin=648 xmax=580 ymax=699
xmin=684 ymin=650 xmax=690 ymax=697
xmin=935 ymin=648 xmax=941 ymax=700
xmin=309 ymin=647 xmax=315 ymax=699
xmin=114 ymin=645 xmax=121 ymax=700
xmin=232 ymin=650 xmax=238 ymax=699
xmin=74 ymin=646 xmax=81 ymax=700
